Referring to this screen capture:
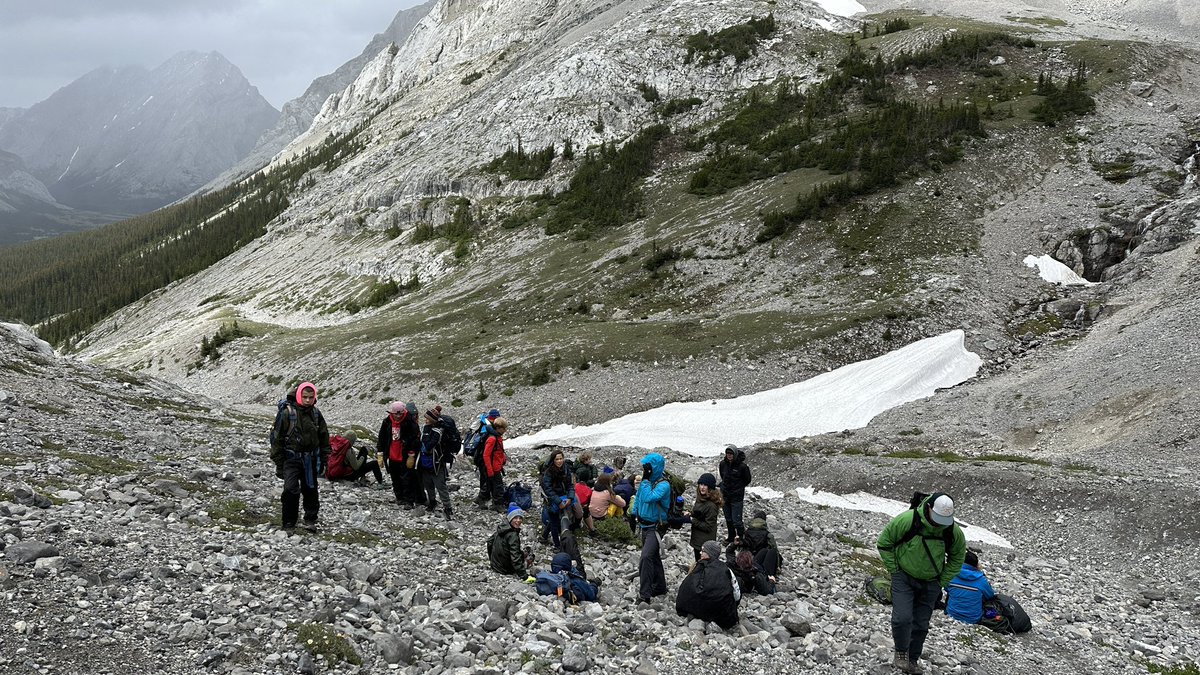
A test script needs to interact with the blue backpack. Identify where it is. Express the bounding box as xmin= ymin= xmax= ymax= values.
xmin=534 ymin=571 xmax=598 ymax=604
xmin=505 ymin=483 xmax=533 ymax=511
